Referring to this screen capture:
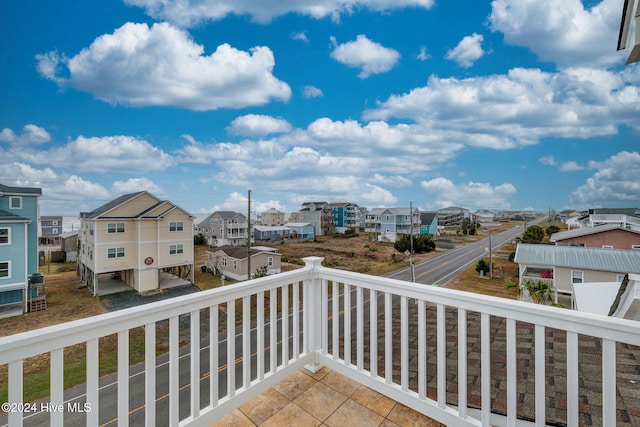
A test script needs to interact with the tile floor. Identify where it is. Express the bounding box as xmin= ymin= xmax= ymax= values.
xmin=211 ymin=367 xmax=444 ymax=427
